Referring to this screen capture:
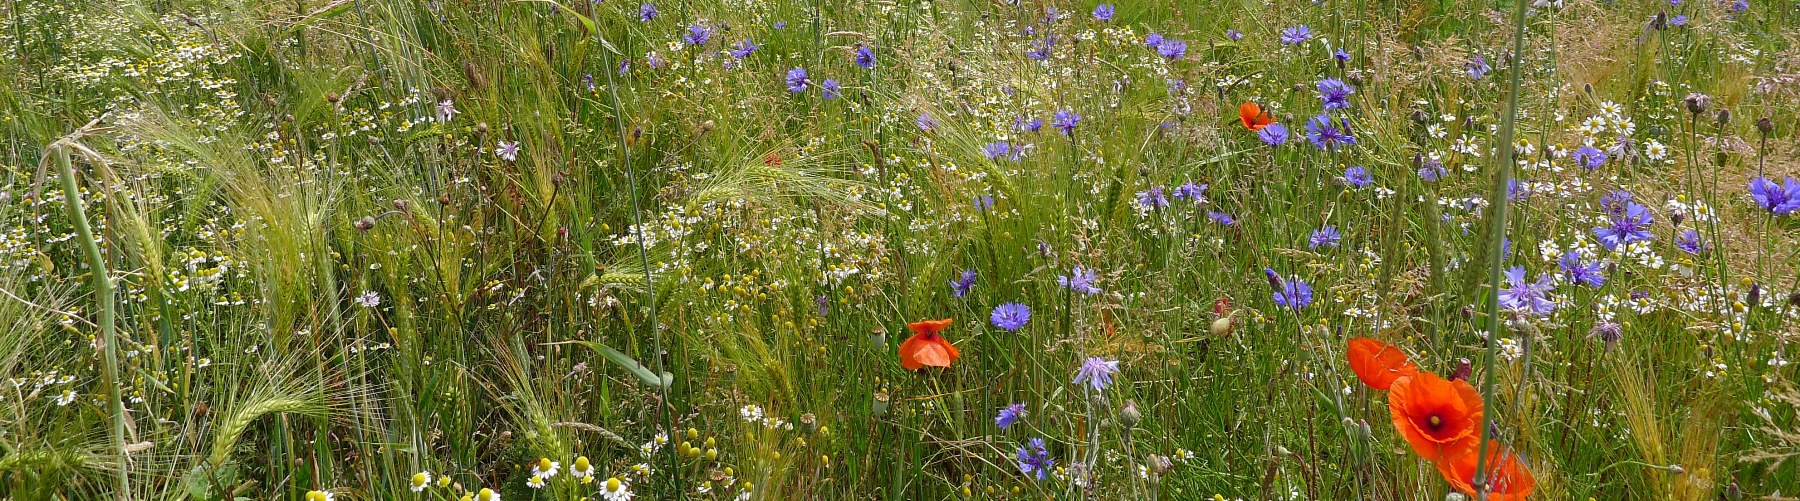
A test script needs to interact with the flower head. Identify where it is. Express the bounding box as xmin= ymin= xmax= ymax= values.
xmin=1265 ymin=269 xmax=1313 ymax=310
xmin=1016 ymin=438 xmax=1054 ymax=480
xmin=1749 ymin=176 xmax=1800 ymax=215
xmin=1073 ymin=356 xmax=1121 ymax=391
xmin=820 ymin=78 xmax=841 ymax=99
xmin=306 ymin=491 xmax=336 ymax=501
xmin=1573 ymin=145 xmax=1607 ymax=170
xmin=1225 ymin=29 xmax=1244 ymax=41
xmin=496 ymin=141 xmax=520 ymax=161
xmin=1466 ymin=55 xmax=1492 ymax=79
xmin=1387 ymin=371 xmax=1484 ymax=461
xmin=916 ymin=113 xmax=937 ymax=131
xmin=1092 ymin=4 xmax=1114 ymax=21
xmin=1173 ymin=182 xmax=1208 ymax=202
xmin=785 ymin=67 xmax=809 ymax=93
xmin=1436 ymin=445 xmax=1536 ymax=501
xmin=1238 ymin=102 xmax=1274 ymax=131
xmin=1677 ymin=229 xmax=1706 ymax=254
xmin=411 ymin=472 xmax=432 ymax=493
xmin=1058 ymin=266 xmax=1102 ymax=295
xmin=1346 ymin=338 xmax=1419 ymax=390
xmin=1558 ymin=250 xmax=1605 ymax=287
xmin=532 ymin=458 xmax=560 ymax=478
xmin=1316 ymin=78 xmax=1354 ymax=110
xmin=950 ymin=269 xmax=977 ymax=297
xmin=637 ymin=3 xmax=657 ymax=21
xmin=683 ymin=24 xmax=712 ymax=46
xmin=1280 ymin=25 xmax=1312 ymax=44
xmin=1156 ymin=39 xmax=1187 ymax=60
xmin=1308 ymin=226 xmax=1341 ymax=249
xmin=1500 ymin=266 xmax=1557 ymax=316
xmin=898 ymin=318 xmax=960 ymax=370
xmin=990 ymin=302 xmax=1031 ymax=332
xmin=1342 ymin=166 xmax=1372 ymax=188
xmin=1593 ymin=202 xmax=1653 ymax=251
xmin=571 ymin=456 xmax=594 ymax=479
xmin=1304 ymin=114 xmax=1356 ymax=150
xmin=600 ymin=477 xmax=634 ymax=501
xmin=729 ymin=39 xmax=757 ymax=59
xmin=995 ymin=403 xmax=1027 ymax=429
xmin=1052 ymin=109 xmax=1081 ymax=136
xmin=1258 ymin=123 xmax=1289 ymax=146
xmin=855 ymin=45 xmax=877 ymax=69
xmin=1136 ymin=186 xmax=1169 ymax=210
